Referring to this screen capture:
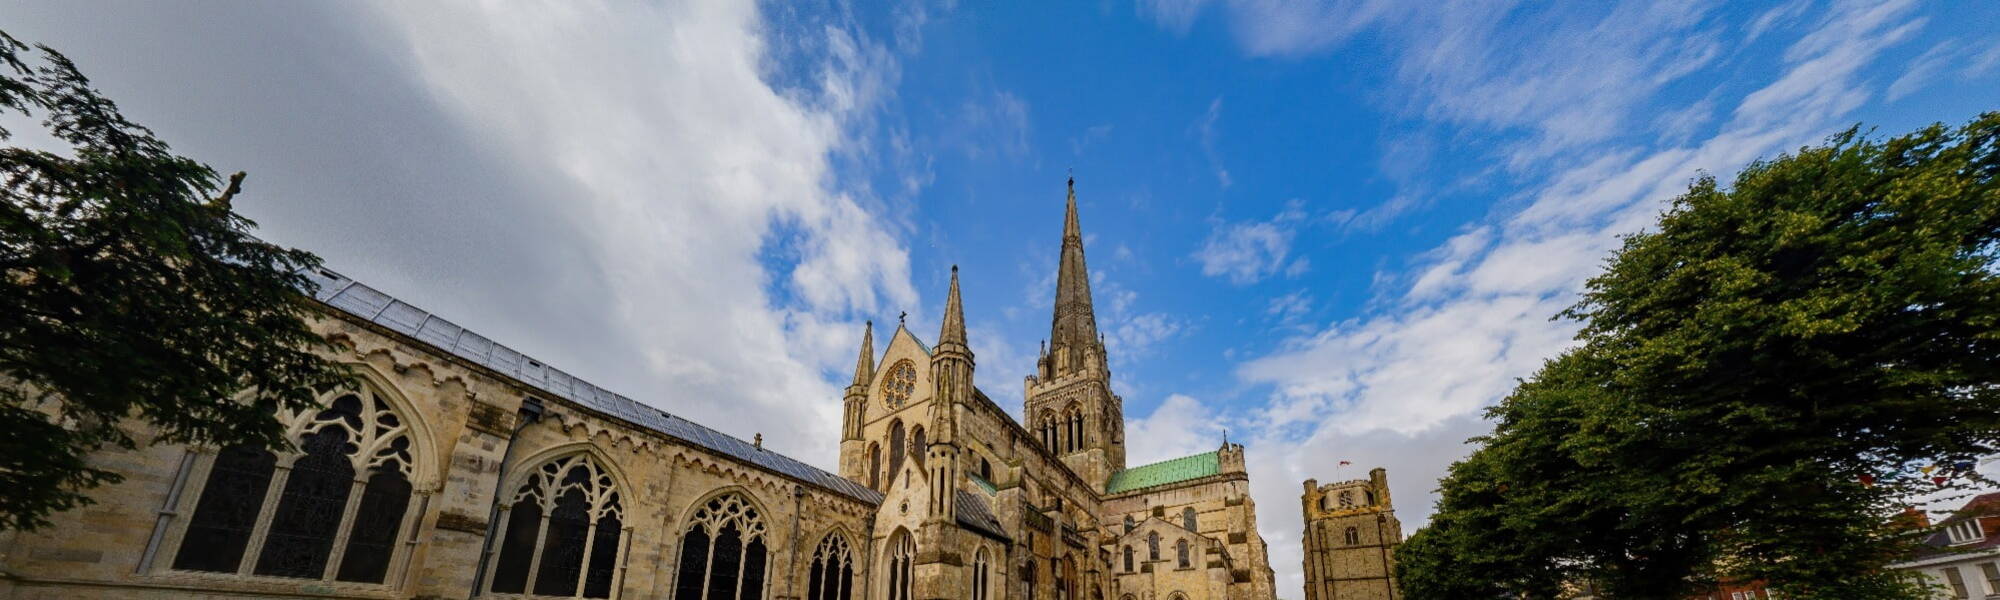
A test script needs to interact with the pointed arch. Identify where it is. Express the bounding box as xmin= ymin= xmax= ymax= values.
xmin=671 ymin=490 xmax=772 ymax=600
xmin=972 ymin=546 xmax=992 ymax=600
xmin=887 ymin=420 xmax=907 ymax=482
xmin=1174 ymin=539 xmax=1190 ymax=569
xmin=167 ymin=369 xmax=437 ymax=586
xmin=884 ymin=528 xmax=916 ymax=600
xmin=487 ymin=445 xmax=630 ymax=598
xmin=805 ymin=529 xmax=856 ymax=600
